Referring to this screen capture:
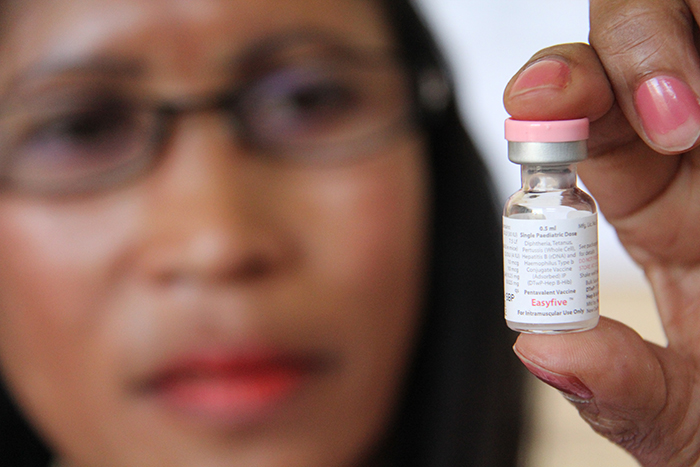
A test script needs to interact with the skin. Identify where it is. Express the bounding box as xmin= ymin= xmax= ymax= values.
xmin=504 ymin=0 xmax=700 ymax=465
xmin=0 ymin=1 xmax=430 ymax=466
